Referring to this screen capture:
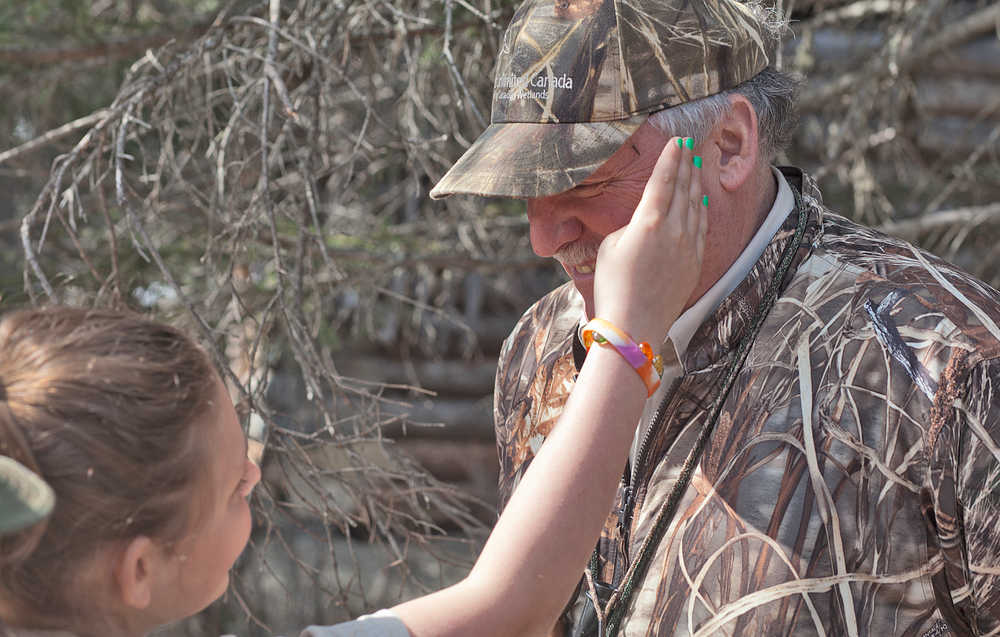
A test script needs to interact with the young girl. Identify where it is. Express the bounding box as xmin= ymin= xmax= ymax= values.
xmin=0 ymin=136 xmax=703 ymax=637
